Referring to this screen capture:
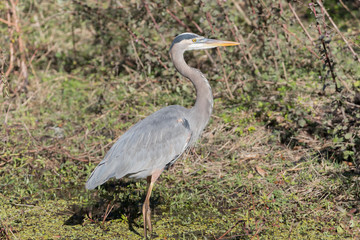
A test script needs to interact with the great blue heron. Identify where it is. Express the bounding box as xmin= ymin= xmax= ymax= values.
xmin=86 ymin=33 xmax=239 ymax=237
